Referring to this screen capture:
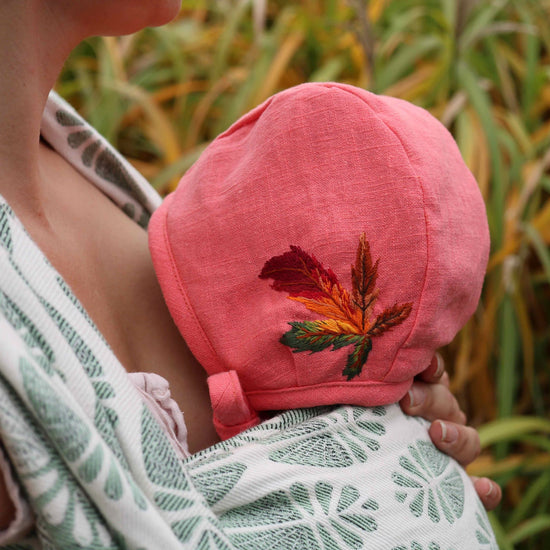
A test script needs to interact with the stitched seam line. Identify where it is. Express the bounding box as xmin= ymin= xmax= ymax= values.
xmin=322 ymin=84 xmax=430 ymax=379
xmin=246 ymin=378 xmax=409 ymax=396
xmin=160 ymin=204 xmax=221 ymax=367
